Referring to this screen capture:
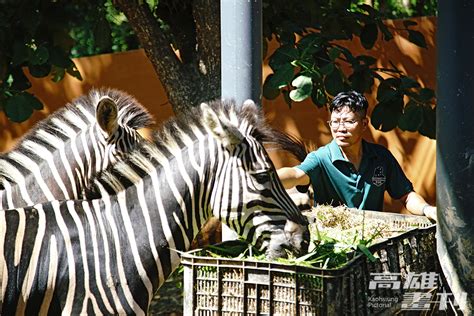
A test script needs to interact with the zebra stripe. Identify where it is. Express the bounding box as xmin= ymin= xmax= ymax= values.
xmin=0 ymin=88 xmax=154 ymax=210
xmin=0 ymin=99 xmax=309 ymax=314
